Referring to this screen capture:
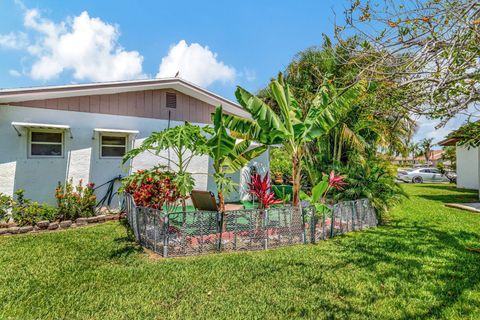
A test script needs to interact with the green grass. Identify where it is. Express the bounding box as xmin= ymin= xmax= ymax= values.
xmin=1 ymin=184 xmax=480 ymax=319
